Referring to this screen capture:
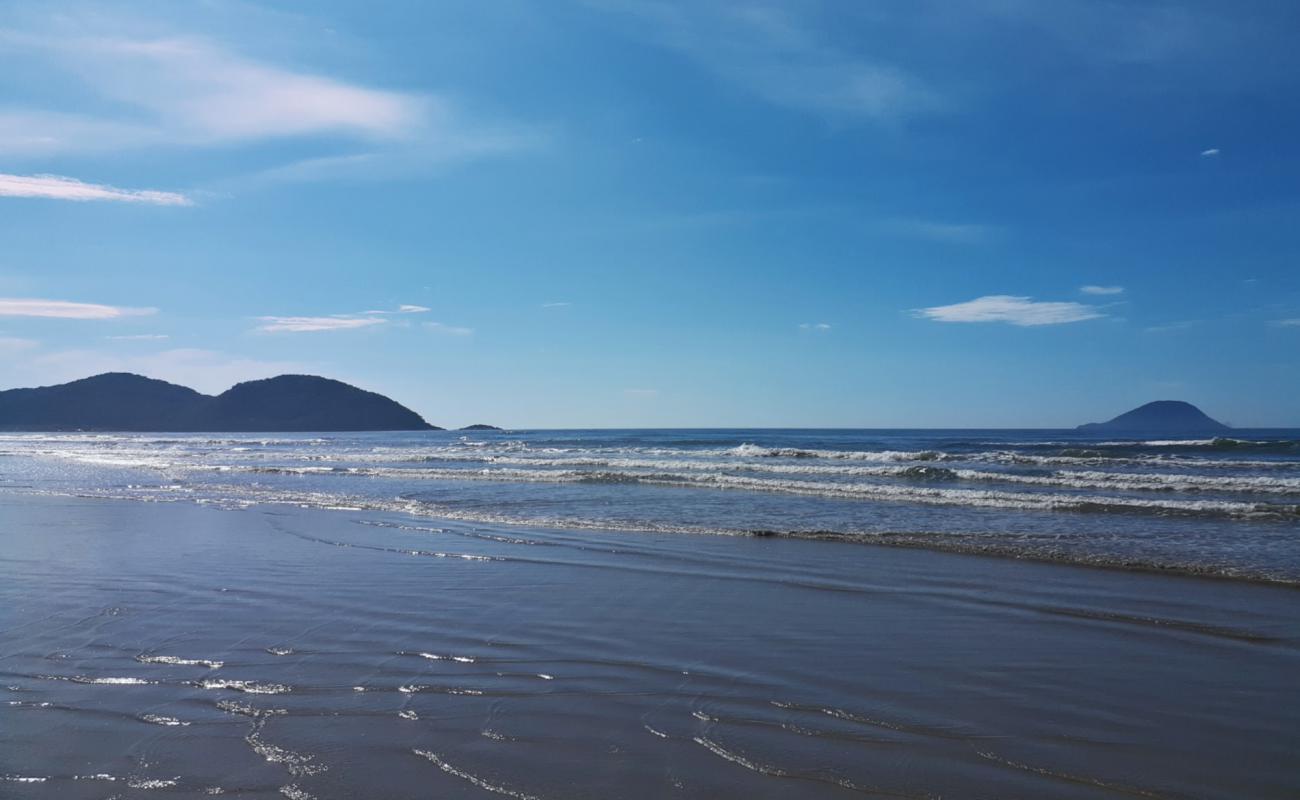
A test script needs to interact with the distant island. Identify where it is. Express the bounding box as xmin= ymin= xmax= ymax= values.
xmin=459 ymin=424 xmax=503 ymax=431
xmin=1077 ymin=401 xmax=1230 ymax=433
xmin=0 ymin=373 xmax=440 ymax=432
